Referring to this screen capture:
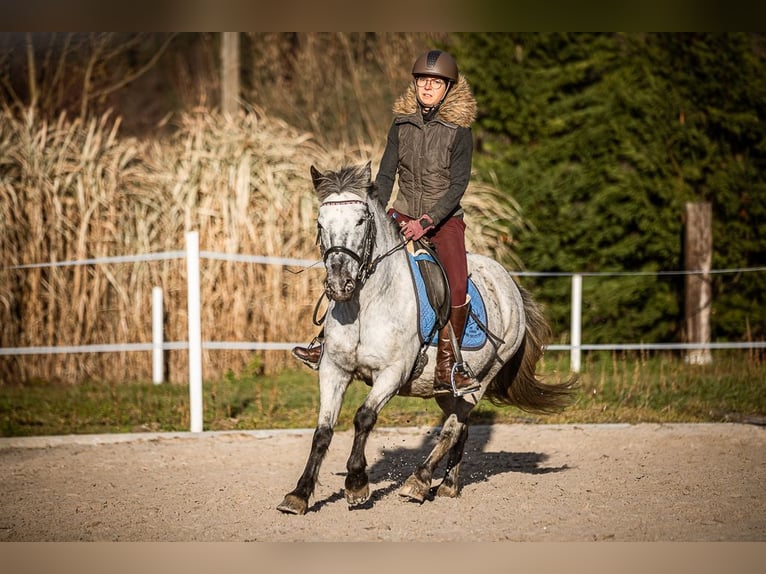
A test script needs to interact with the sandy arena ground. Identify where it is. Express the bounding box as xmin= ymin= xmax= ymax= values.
xmin=1 ymin=422 xmax=764 ymax=542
